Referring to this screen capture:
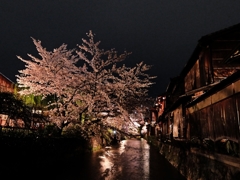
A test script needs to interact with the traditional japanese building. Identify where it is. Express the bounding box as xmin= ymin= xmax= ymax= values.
xmin=0 ymin=72 xmax=15 ymax=126
xmin=156 ymin=24 xmax=240 ymax=149
xmin=0 ymin=72 xmax=15 ymax=93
